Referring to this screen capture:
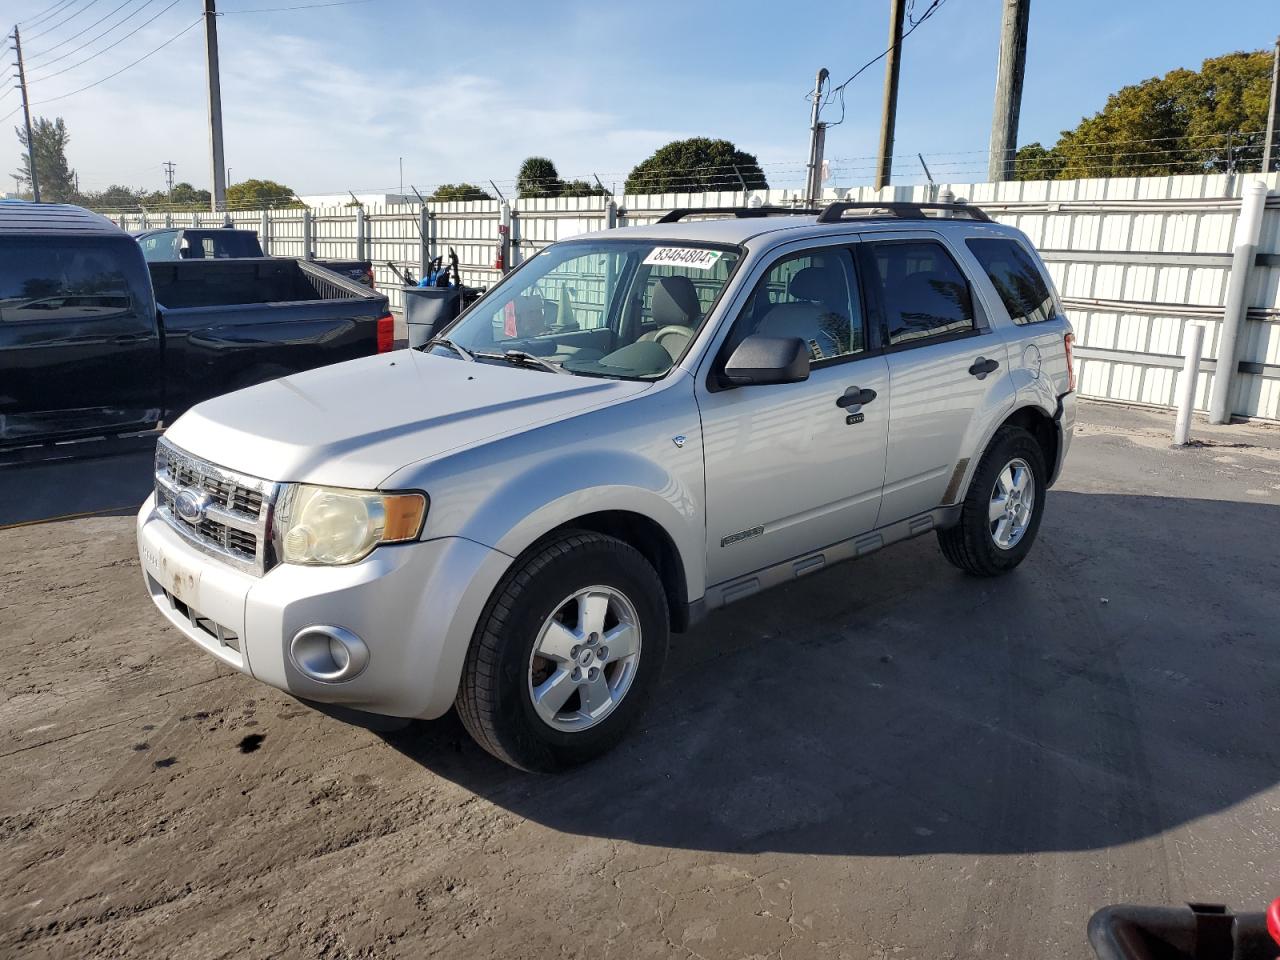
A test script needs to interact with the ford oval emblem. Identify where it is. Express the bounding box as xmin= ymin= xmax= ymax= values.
xmin=174 ymin=488 xmax=211 ymax=525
